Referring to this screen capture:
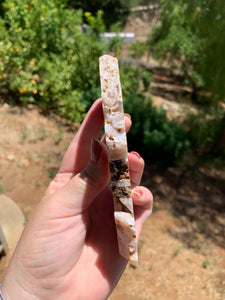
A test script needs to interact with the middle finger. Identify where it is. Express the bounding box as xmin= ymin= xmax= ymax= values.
xmin=128 ymin=151 xmax=145 ymax=188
